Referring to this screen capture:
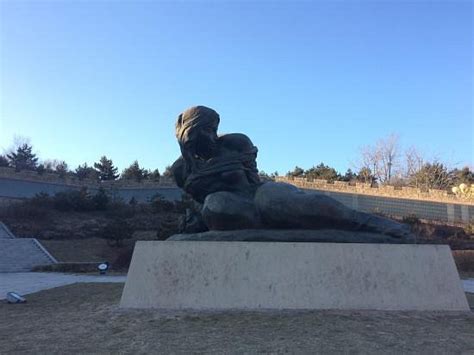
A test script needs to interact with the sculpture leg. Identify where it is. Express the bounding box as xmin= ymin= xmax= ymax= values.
xmin=255 ymin=182 xmax=413 ymax=240
xmin=202 ymin=191 xmax=262 ymax=230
